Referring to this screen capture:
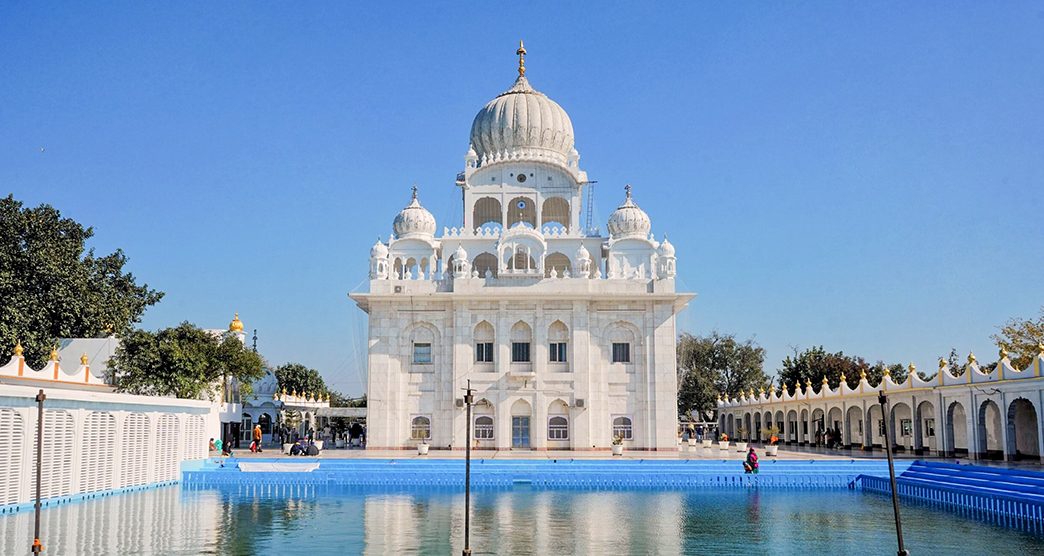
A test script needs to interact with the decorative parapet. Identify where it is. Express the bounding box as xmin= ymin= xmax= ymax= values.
xmin=0 ymin=343 xmax=107 ymax=386
xmin=275 ymin=388 xmax=331 ymax=409
xmin=716 ymin=347 xmax=1044 ymax=409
